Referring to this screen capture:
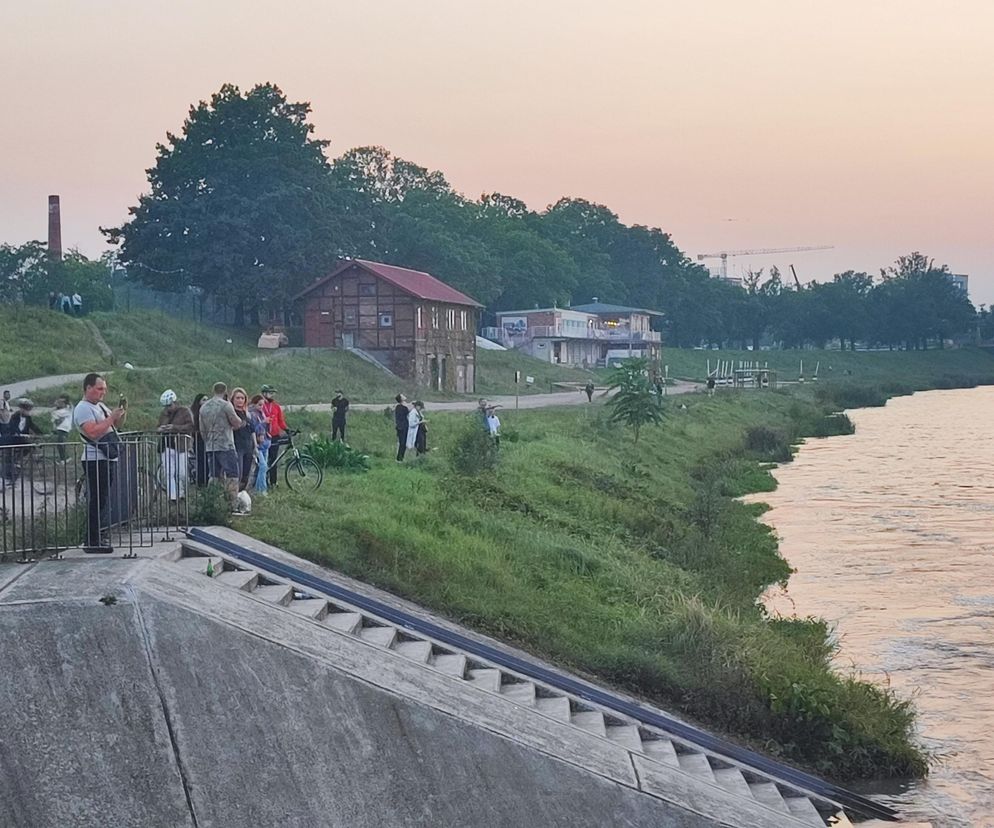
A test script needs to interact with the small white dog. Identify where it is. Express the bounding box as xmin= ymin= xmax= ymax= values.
xmin=234 ymin=490 xmax=252 ymax=515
